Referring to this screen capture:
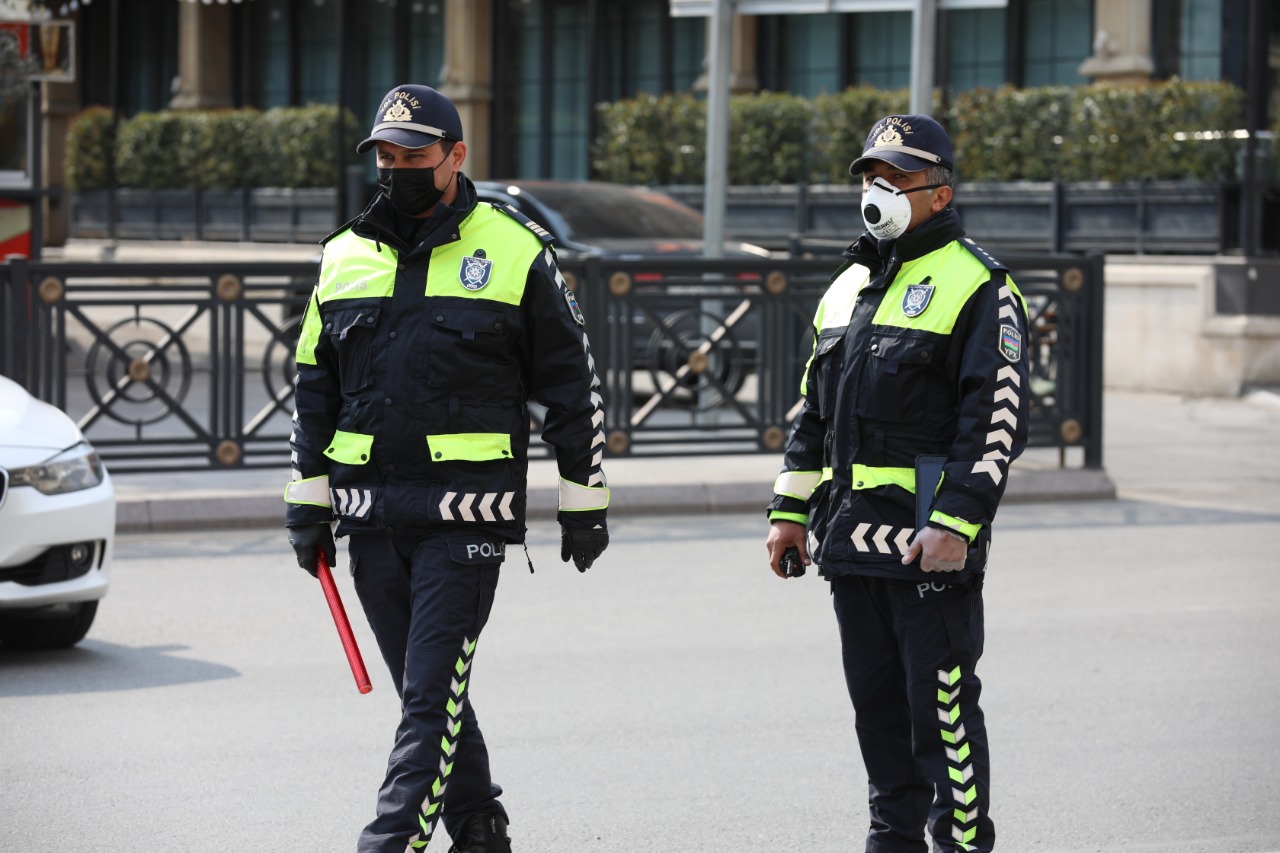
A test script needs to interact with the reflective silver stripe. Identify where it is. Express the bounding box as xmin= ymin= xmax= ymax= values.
xmin=861 ymin=143 xmax=943 ymax=165
xmin=370 ymin=121 xmax=449 ymax=139
xmin=284 ymin=475 xmax=331 ymax=507
xmin=558 ymin=477 xmax=610 ymax=511
xmin=773 ymin=470 xmax=821 ymax=501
